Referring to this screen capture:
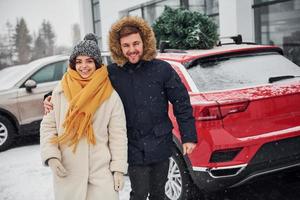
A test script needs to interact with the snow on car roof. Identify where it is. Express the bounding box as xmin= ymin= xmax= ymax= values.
xmin=157 ymin=44 xmax=282 ymax=64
